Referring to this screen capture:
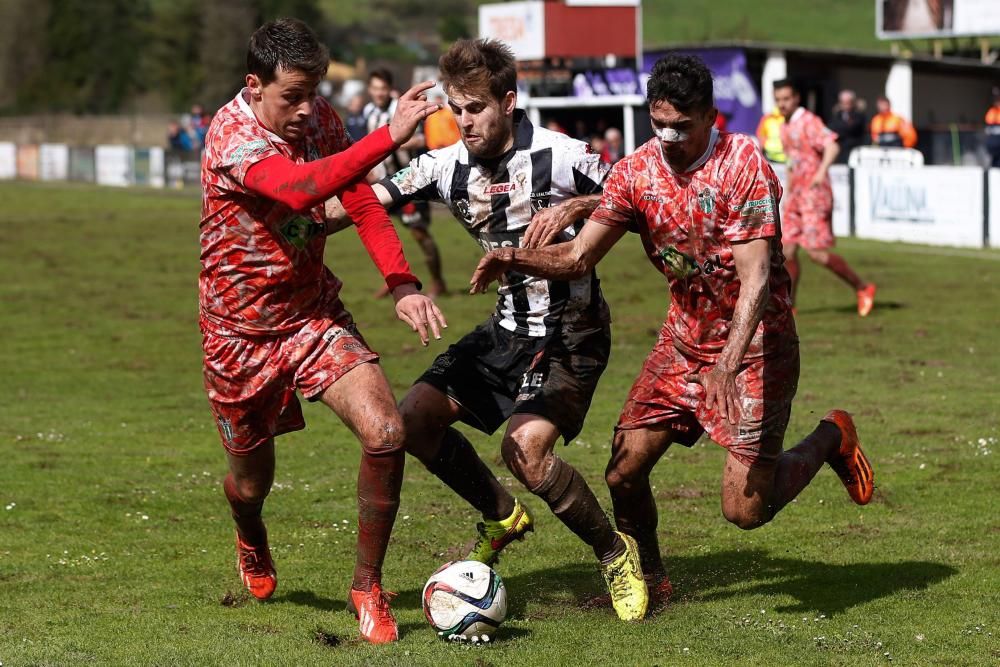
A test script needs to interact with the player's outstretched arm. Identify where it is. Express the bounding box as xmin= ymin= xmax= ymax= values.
xmin=684 ymin=238 xmax=771 ymax=424
xmin=339 ymin=181 xmax=447 ymax=345
xmin=521 ymin=194 xmax=602 ymax=249
xmin=322 ymin=183 xmax=395 ymax=235
xmin=470 ymin=219 xmax=626 ymax=294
